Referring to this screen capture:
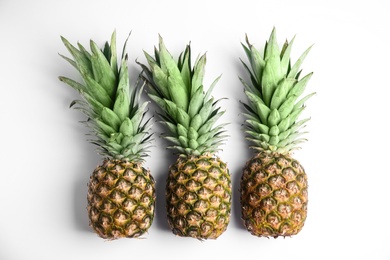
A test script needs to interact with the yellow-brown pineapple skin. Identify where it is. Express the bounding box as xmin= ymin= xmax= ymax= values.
xmin=240 ymin=151 xmax=308 ymax=238
xmin=87 ymin=159 xmax=156 ymax=239
xmin=166 ymin=154 xmax=231 ymax=239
